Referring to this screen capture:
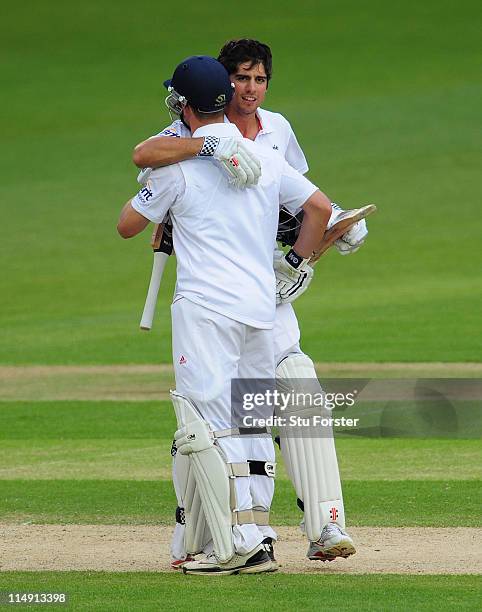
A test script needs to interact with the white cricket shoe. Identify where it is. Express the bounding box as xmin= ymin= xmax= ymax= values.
xmin=182 ymin=543 xmax=272 ymax=576
xmin=307 ymin=523 xmax=356 ymax=561
xmin=170 ymin=554 xmax=195 ymax=571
